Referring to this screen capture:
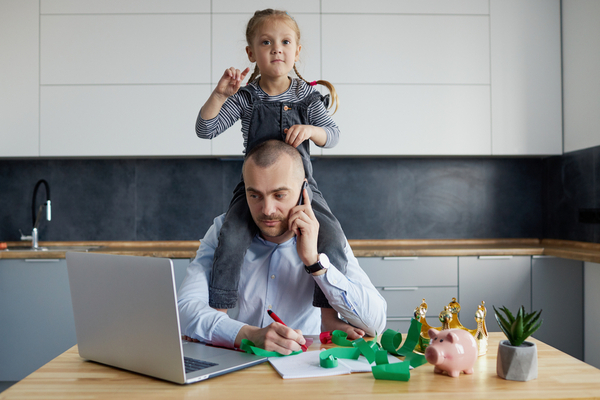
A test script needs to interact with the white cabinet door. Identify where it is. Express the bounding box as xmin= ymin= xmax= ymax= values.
xmin=41 ymin=85 xmax=211 ymax=156
xmin=324 ymin=84 xmax=491 ymax=156
xmin=490 ymin=0 xmax=562 ymax=155
xmin=322 ymin=0 xmax=489 ymax=14
xmin=41 ymin=14 xmax=210 ymax=85
xmin=0 ymin=0 xmax=39 ymax=157
xmin=321 ymin=13 xmax=491 ymax=156
xmin=322 ymin=14 xmax=490 ymax=85
xmin=40 ymin=0 xmax=209 ymax=14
